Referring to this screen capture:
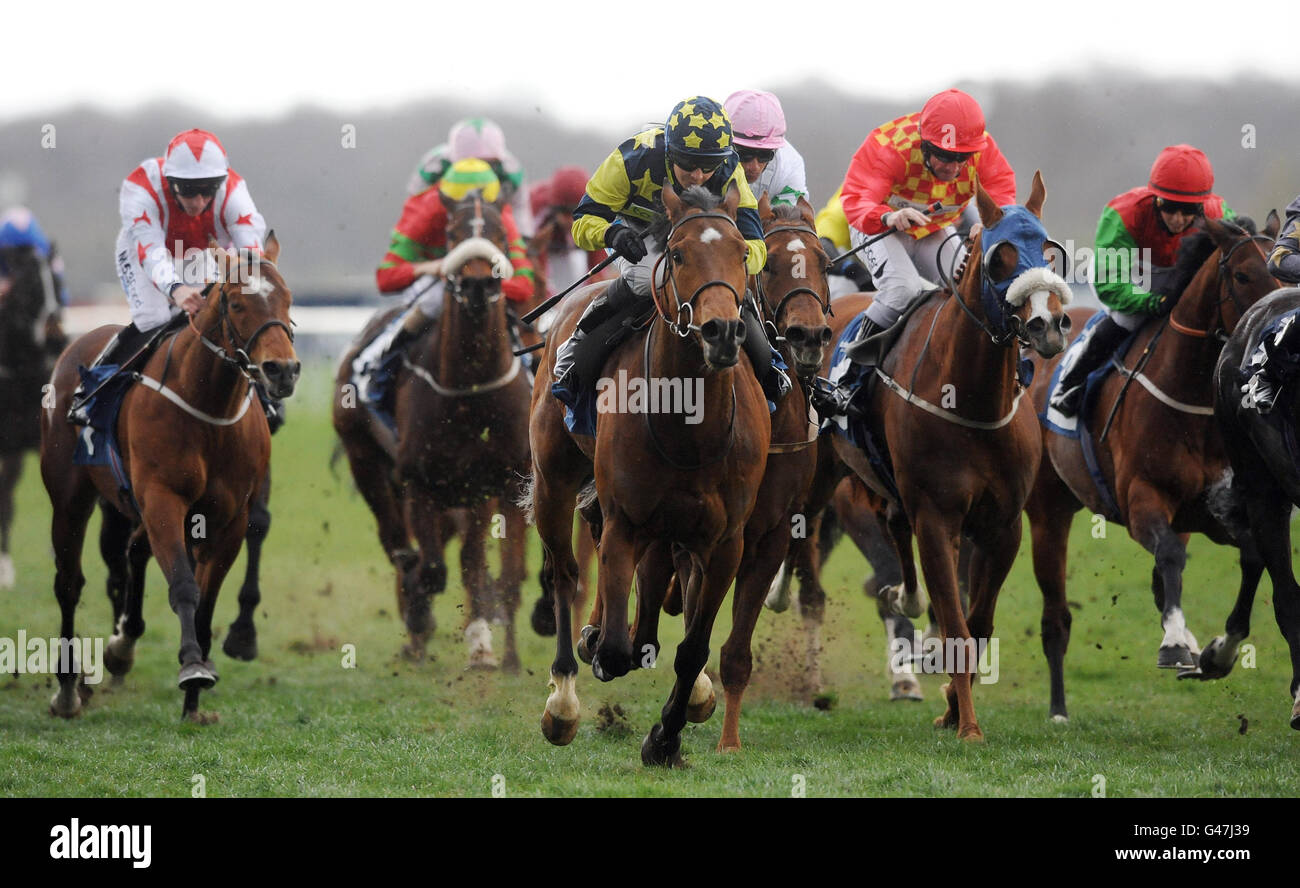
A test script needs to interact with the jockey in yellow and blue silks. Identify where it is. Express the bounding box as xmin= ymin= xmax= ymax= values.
xmin=552 ymin=95 xmax=790 ymax=407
